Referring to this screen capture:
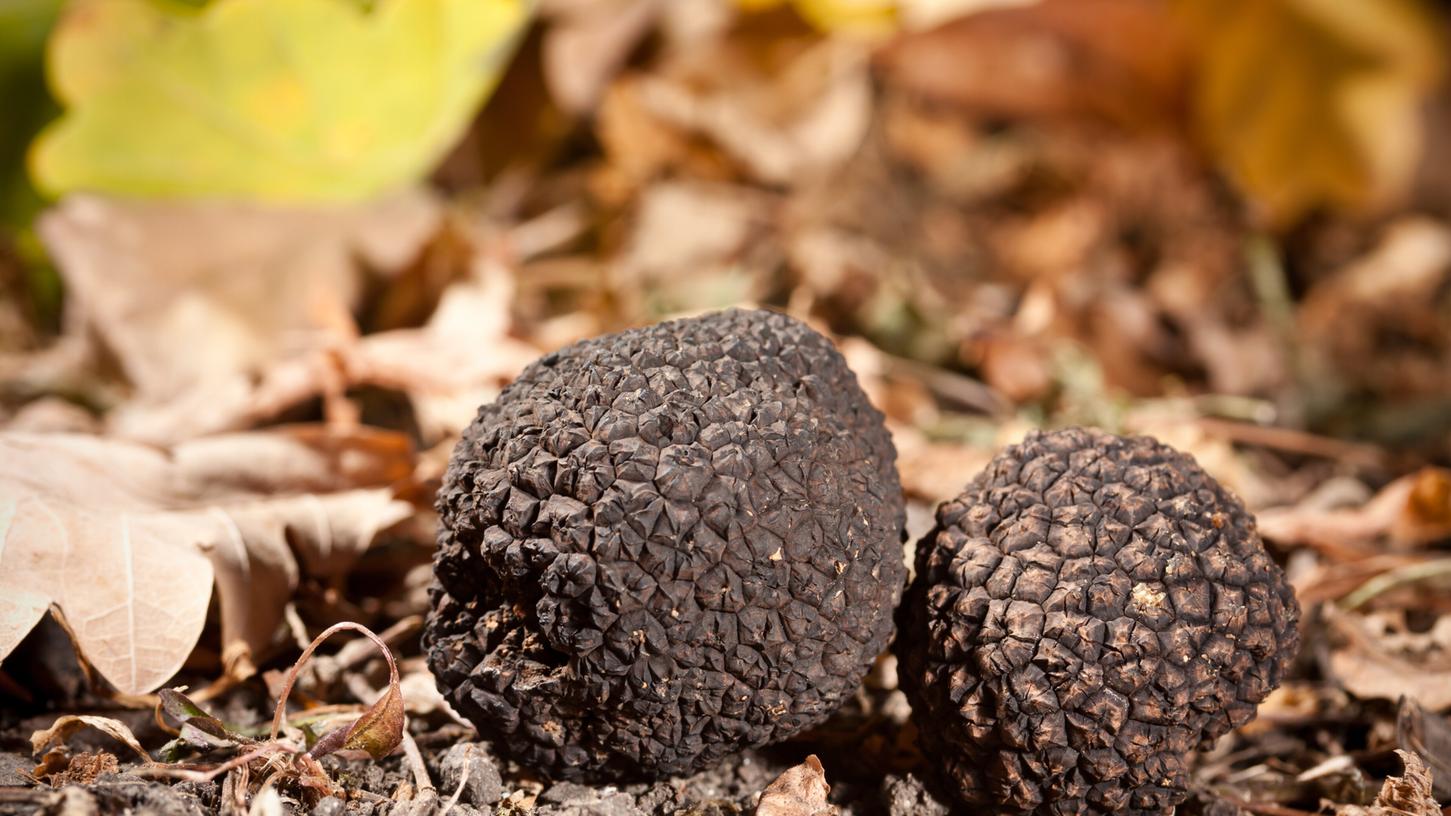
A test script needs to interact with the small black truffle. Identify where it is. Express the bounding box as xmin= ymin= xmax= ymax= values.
xmin=424 ymin=309 xmax=906 ymax=780
xmin=895 ymin=428 xmax=1300 ymax=816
